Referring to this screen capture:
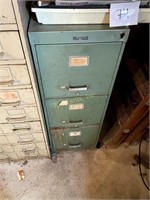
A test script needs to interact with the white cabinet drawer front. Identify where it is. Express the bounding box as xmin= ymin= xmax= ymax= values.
xmin=0 ymin=144 xmax=14 ymax=153
xmin=0 ymin=106 xmax=39 ymax=123
xmin=0 ymin=65 xmax=31 ymax=88
xmin=0 ymin=154 xmax=8 ymax=160
xmin=0 ymin=89 xmax=35 ymax=106
xmin=0 ymin=121 xmax=42 ymax=135
xmin=0 ymin=32 xmax=24 ymax=64
xmin=13 ymin=142 xmax=47 ymax=158
xmin=13 ymin=143 xmax=39 ymax=158
xmin=0 ymin=135 xmax=9 ymax=144
xmin=6 ymin=134 xmax=34 ymax=145
xmin=0 ymin=0 xmax=16 ymax=24
xmin=13 ymin=142 xmax=46 ymax=152
xmin=6 ymin=132 xmax=45 ymax=145
xmin=0 ymin=152 xmax=18 ymax=161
